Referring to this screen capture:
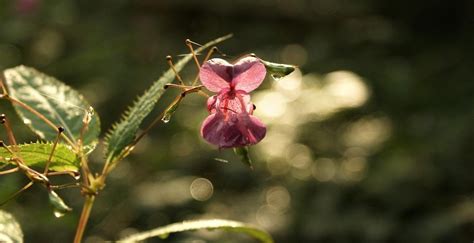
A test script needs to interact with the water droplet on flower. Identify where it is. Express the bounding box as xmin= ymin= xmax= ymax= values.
xmin=161 ymin=114 xmax=171 ymax=123
xmin=271 ymin=74 xmax=283 ymax=81
xmin=53 ymin=210 xmax=65 ymax=218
